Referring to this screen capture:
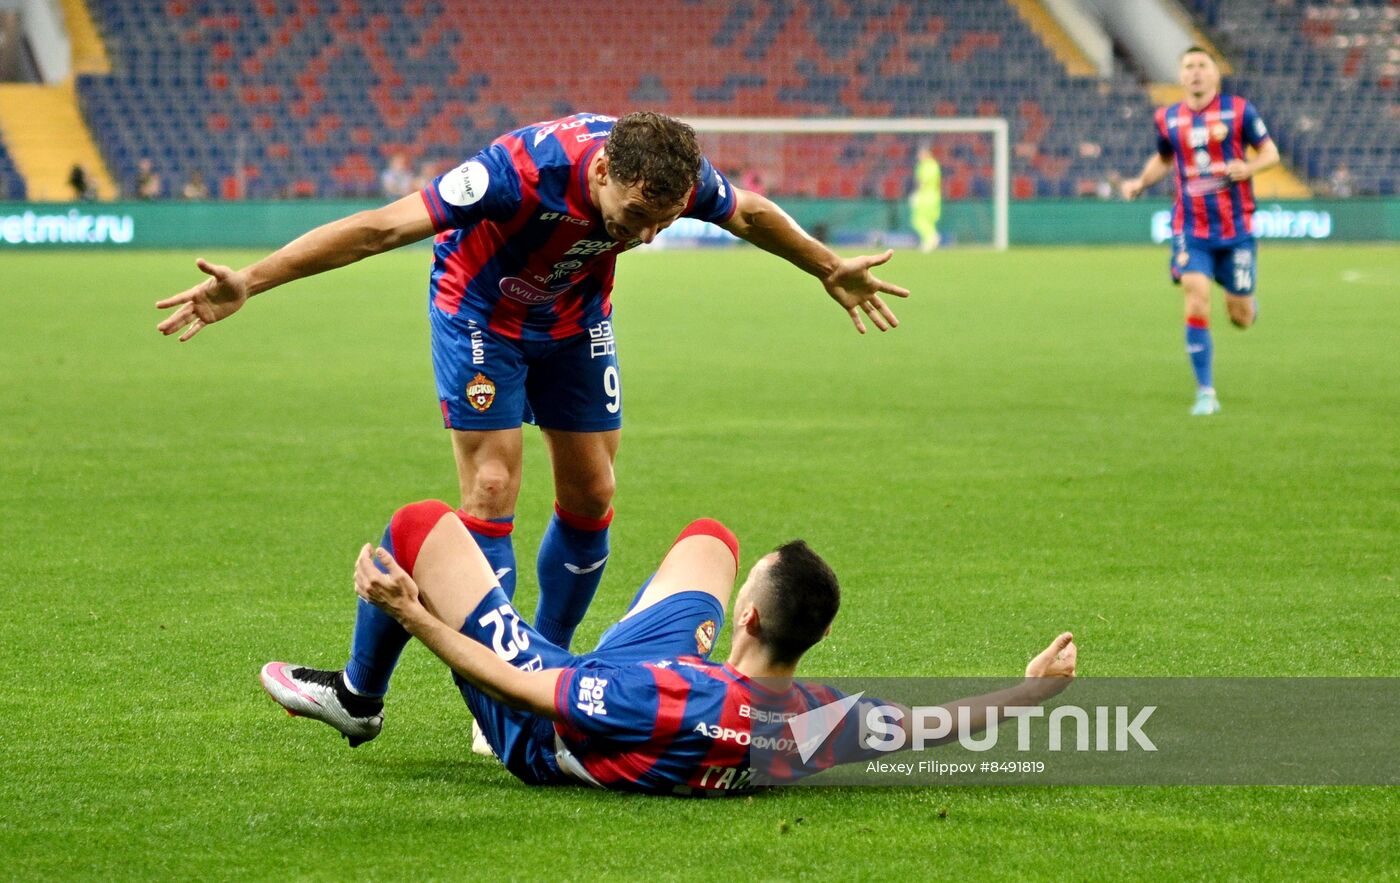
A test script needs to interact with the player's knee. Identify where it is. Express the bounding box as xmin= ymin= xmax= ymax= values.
xmin=557 ymin=472 xmax=616 ymax=515
xmin=388 ymin=500 xmax=455 ymax=575
xmin=468 ymin=462 xmax=516 ymax=509
xmin=675 ymin=518 xmax=740 ymax=570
